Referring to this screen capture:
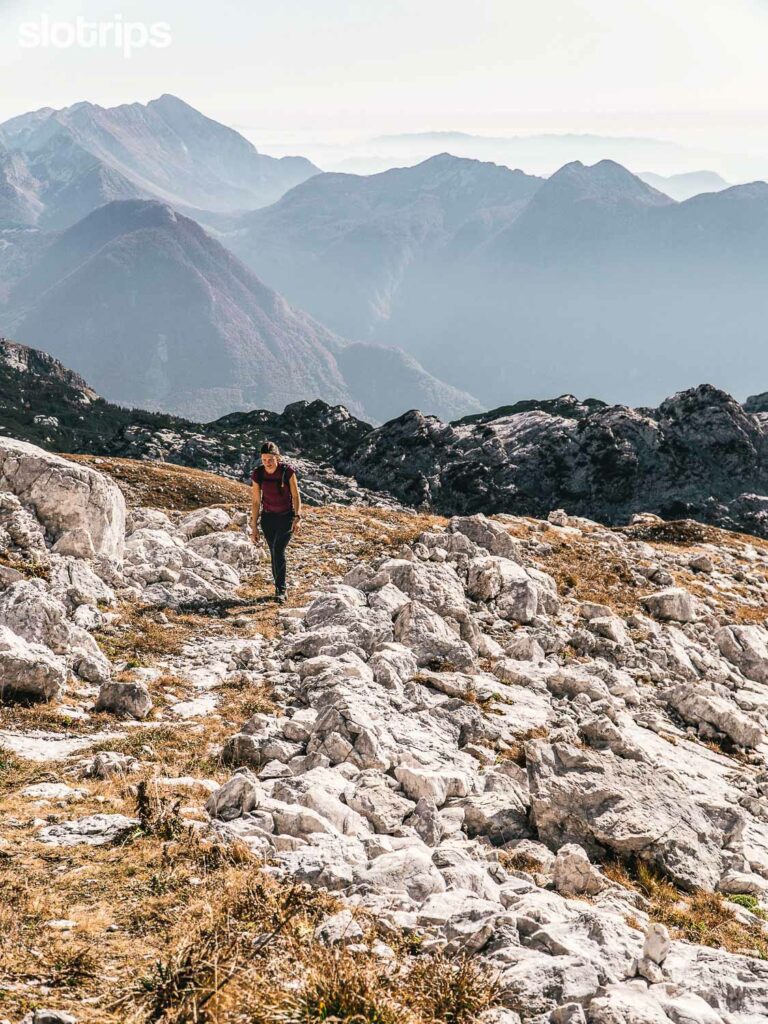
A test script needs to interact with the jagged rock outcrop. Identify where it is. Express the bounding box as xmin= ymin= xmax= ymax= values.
xmin=0 ymin=437 xmax=269 ymax=706
xmin=6 ymin=338 xmax=768 ymax=537
xmin=338 ymin=385 xmax=768 ymax=536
